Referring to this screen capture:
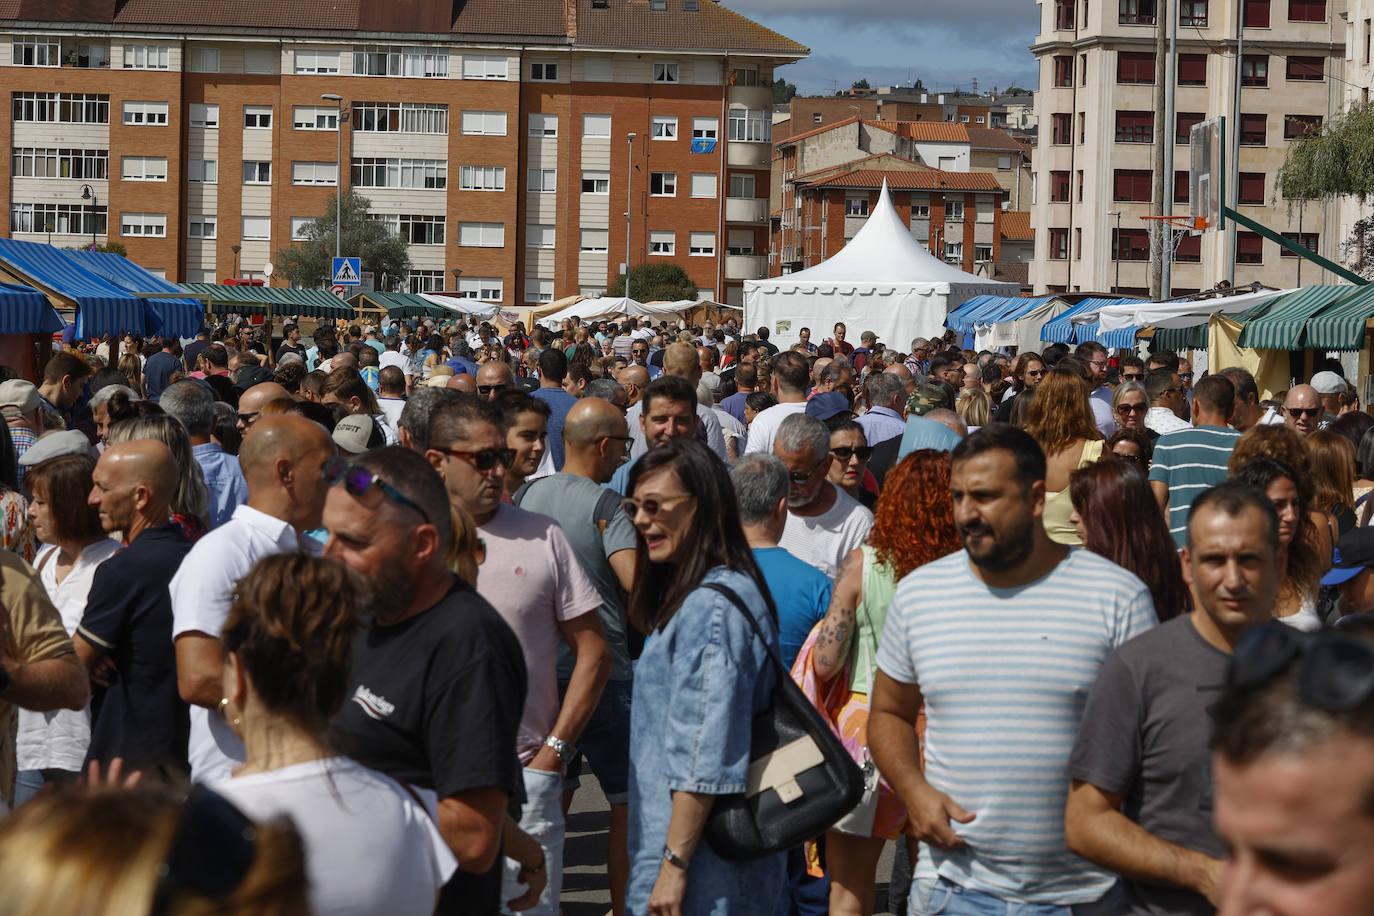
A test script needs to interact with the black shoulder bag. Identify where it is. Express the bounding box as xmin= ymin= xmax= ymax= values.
xmin=698 ymin=582 xmax=865 ymax=861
